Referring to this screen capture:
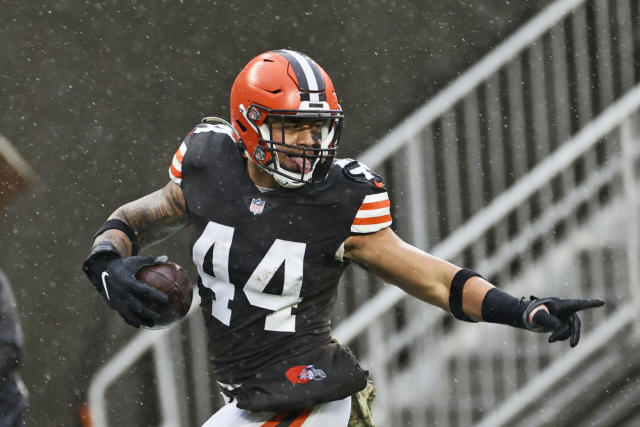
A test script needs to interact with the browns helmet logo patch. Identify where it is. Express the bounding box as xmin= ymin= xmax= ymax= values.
xmin=285 ymin=365 xmax=327 ymax=385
